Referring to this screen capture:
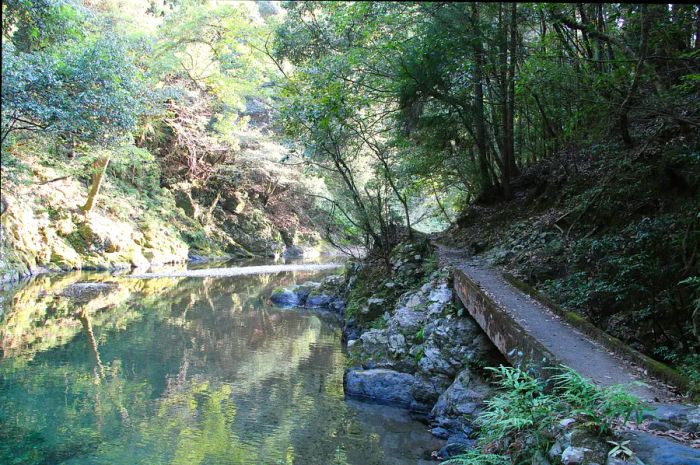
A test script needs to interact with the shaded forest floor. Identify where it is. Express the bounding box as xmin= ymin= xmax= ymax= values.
xmin=439 ymin=115 xmax=700 ymax=394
